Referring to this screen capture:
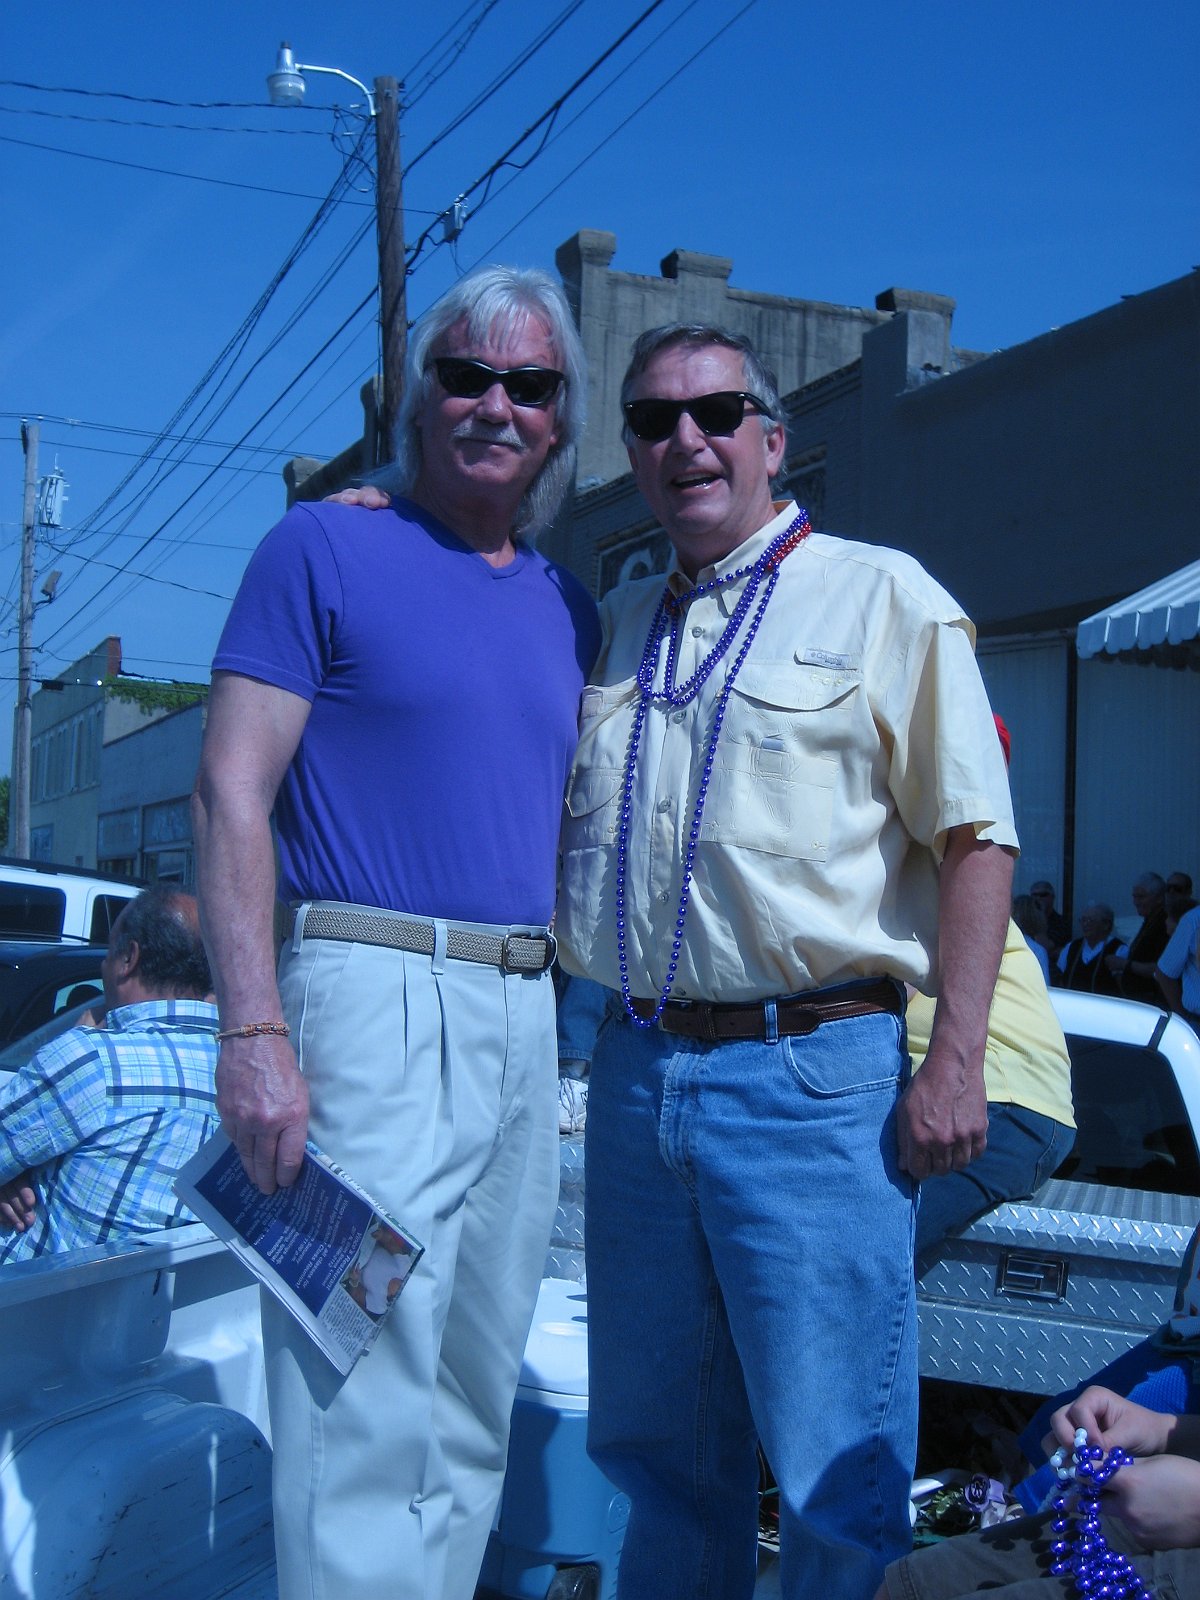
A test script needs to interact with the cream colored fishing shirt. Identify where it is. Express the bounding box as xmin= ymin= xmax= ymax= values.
xmin=556 ymin=502 xmax=1018 ymax=1003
